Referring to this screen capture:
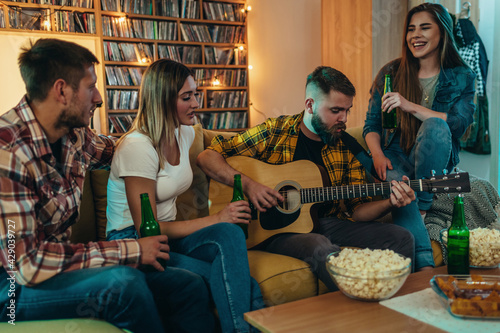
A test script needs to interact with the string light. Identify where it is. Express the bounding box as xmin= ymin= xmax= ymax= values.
xmin=212 ymin=75 xmax=221 ymax=86
xmin=248 ymin=65 xmax=253 ymax=70
xmin=241 ymin=5 xmax=252 ymax=13
xmin=238 ymin=45 xmax=244 ymax=51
